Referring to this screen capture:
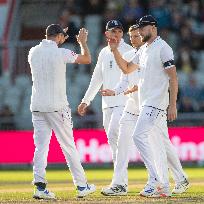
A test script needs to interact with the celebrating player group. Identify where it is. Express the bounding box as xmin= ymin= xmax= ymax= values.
xmin=28 ymin=14 xmax=190 ymax=200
